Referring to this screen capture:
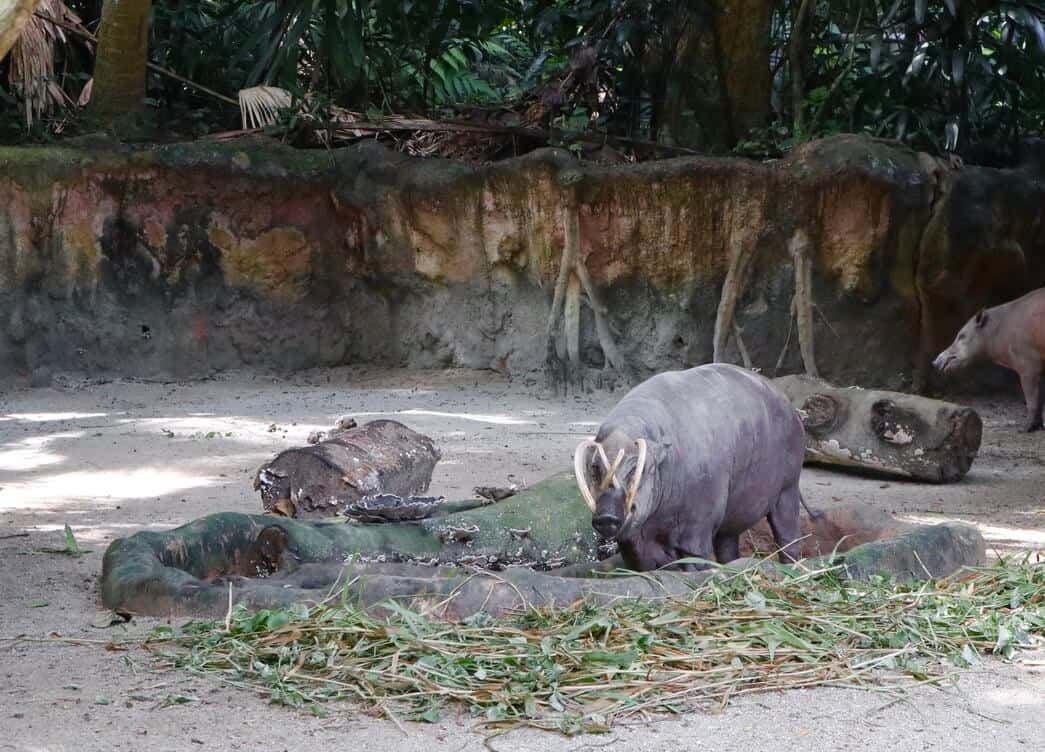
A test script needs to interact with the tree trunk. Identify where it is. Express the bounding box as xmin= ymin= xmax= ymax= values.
xmin=773 ymin=375 xmax=983 ymax=483
xmin=655 ymin=0 xmax=772 ymax=150
xmin=90 ymin=0 xmax=151 ymax=118
xmin=713 ymin=0 xmax=773 ymax=140
xmin=253 ymin=419 xmax=441 ymax=519
xmin=788 ymin=0 xmax=814 ymax=139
